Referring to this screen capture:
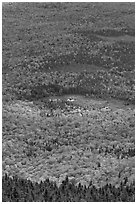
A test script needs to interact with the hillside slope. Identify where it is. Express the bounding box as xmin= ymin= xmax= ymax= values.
xmin=2 ymin=2 xmax=135 ymax=202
